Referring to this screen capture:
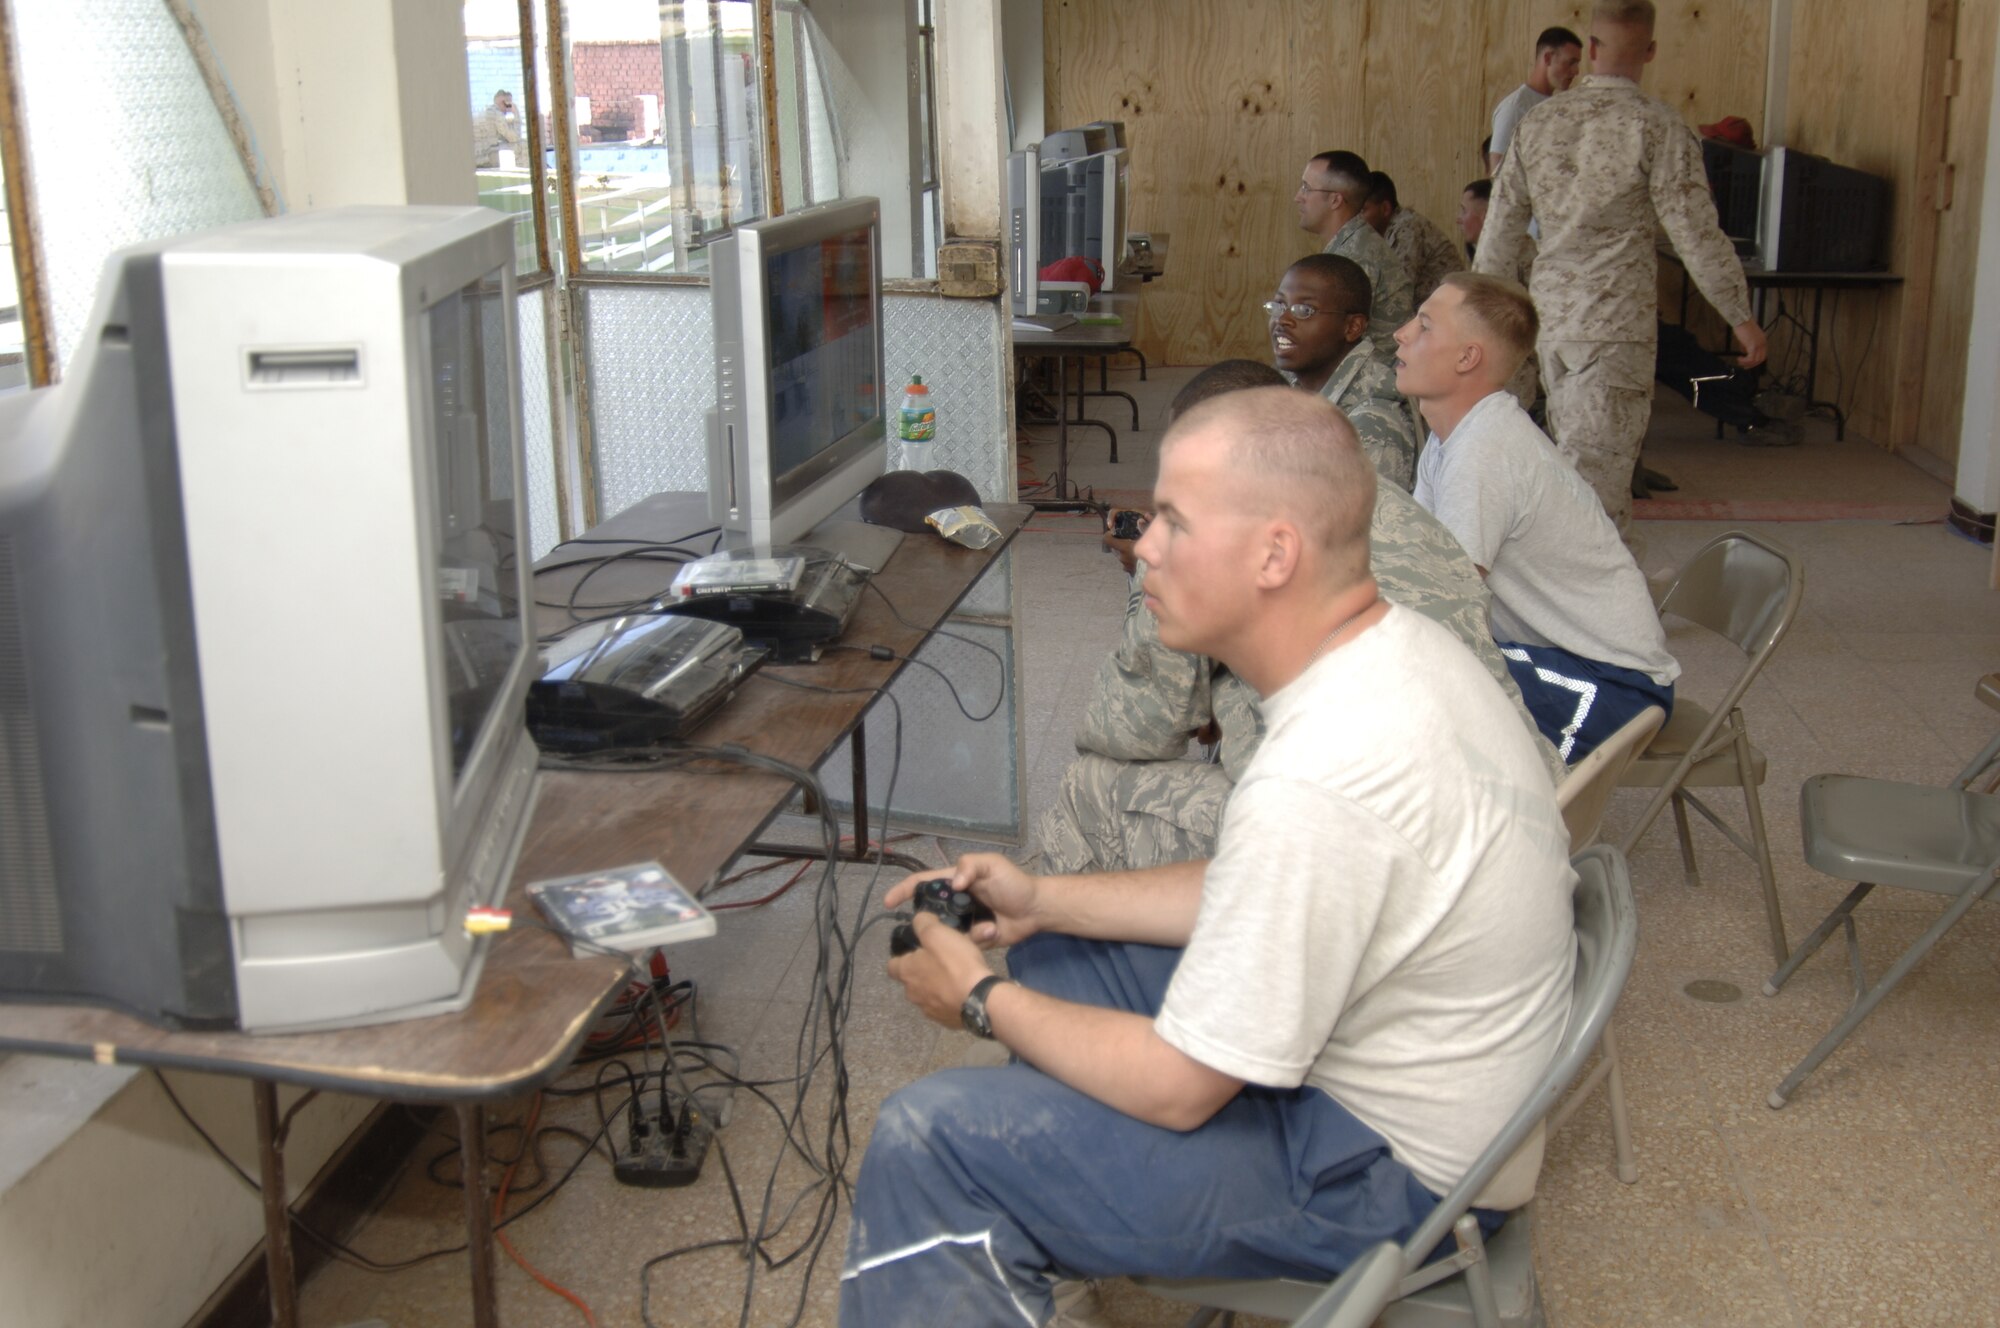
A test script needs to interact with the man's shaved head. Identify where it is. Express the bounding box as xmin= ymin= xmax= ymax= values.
xmin=1162 ymin=386 xmax=1375 ymax=585
xmin=1592 ymin=1 xmax=1657 ymax=63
